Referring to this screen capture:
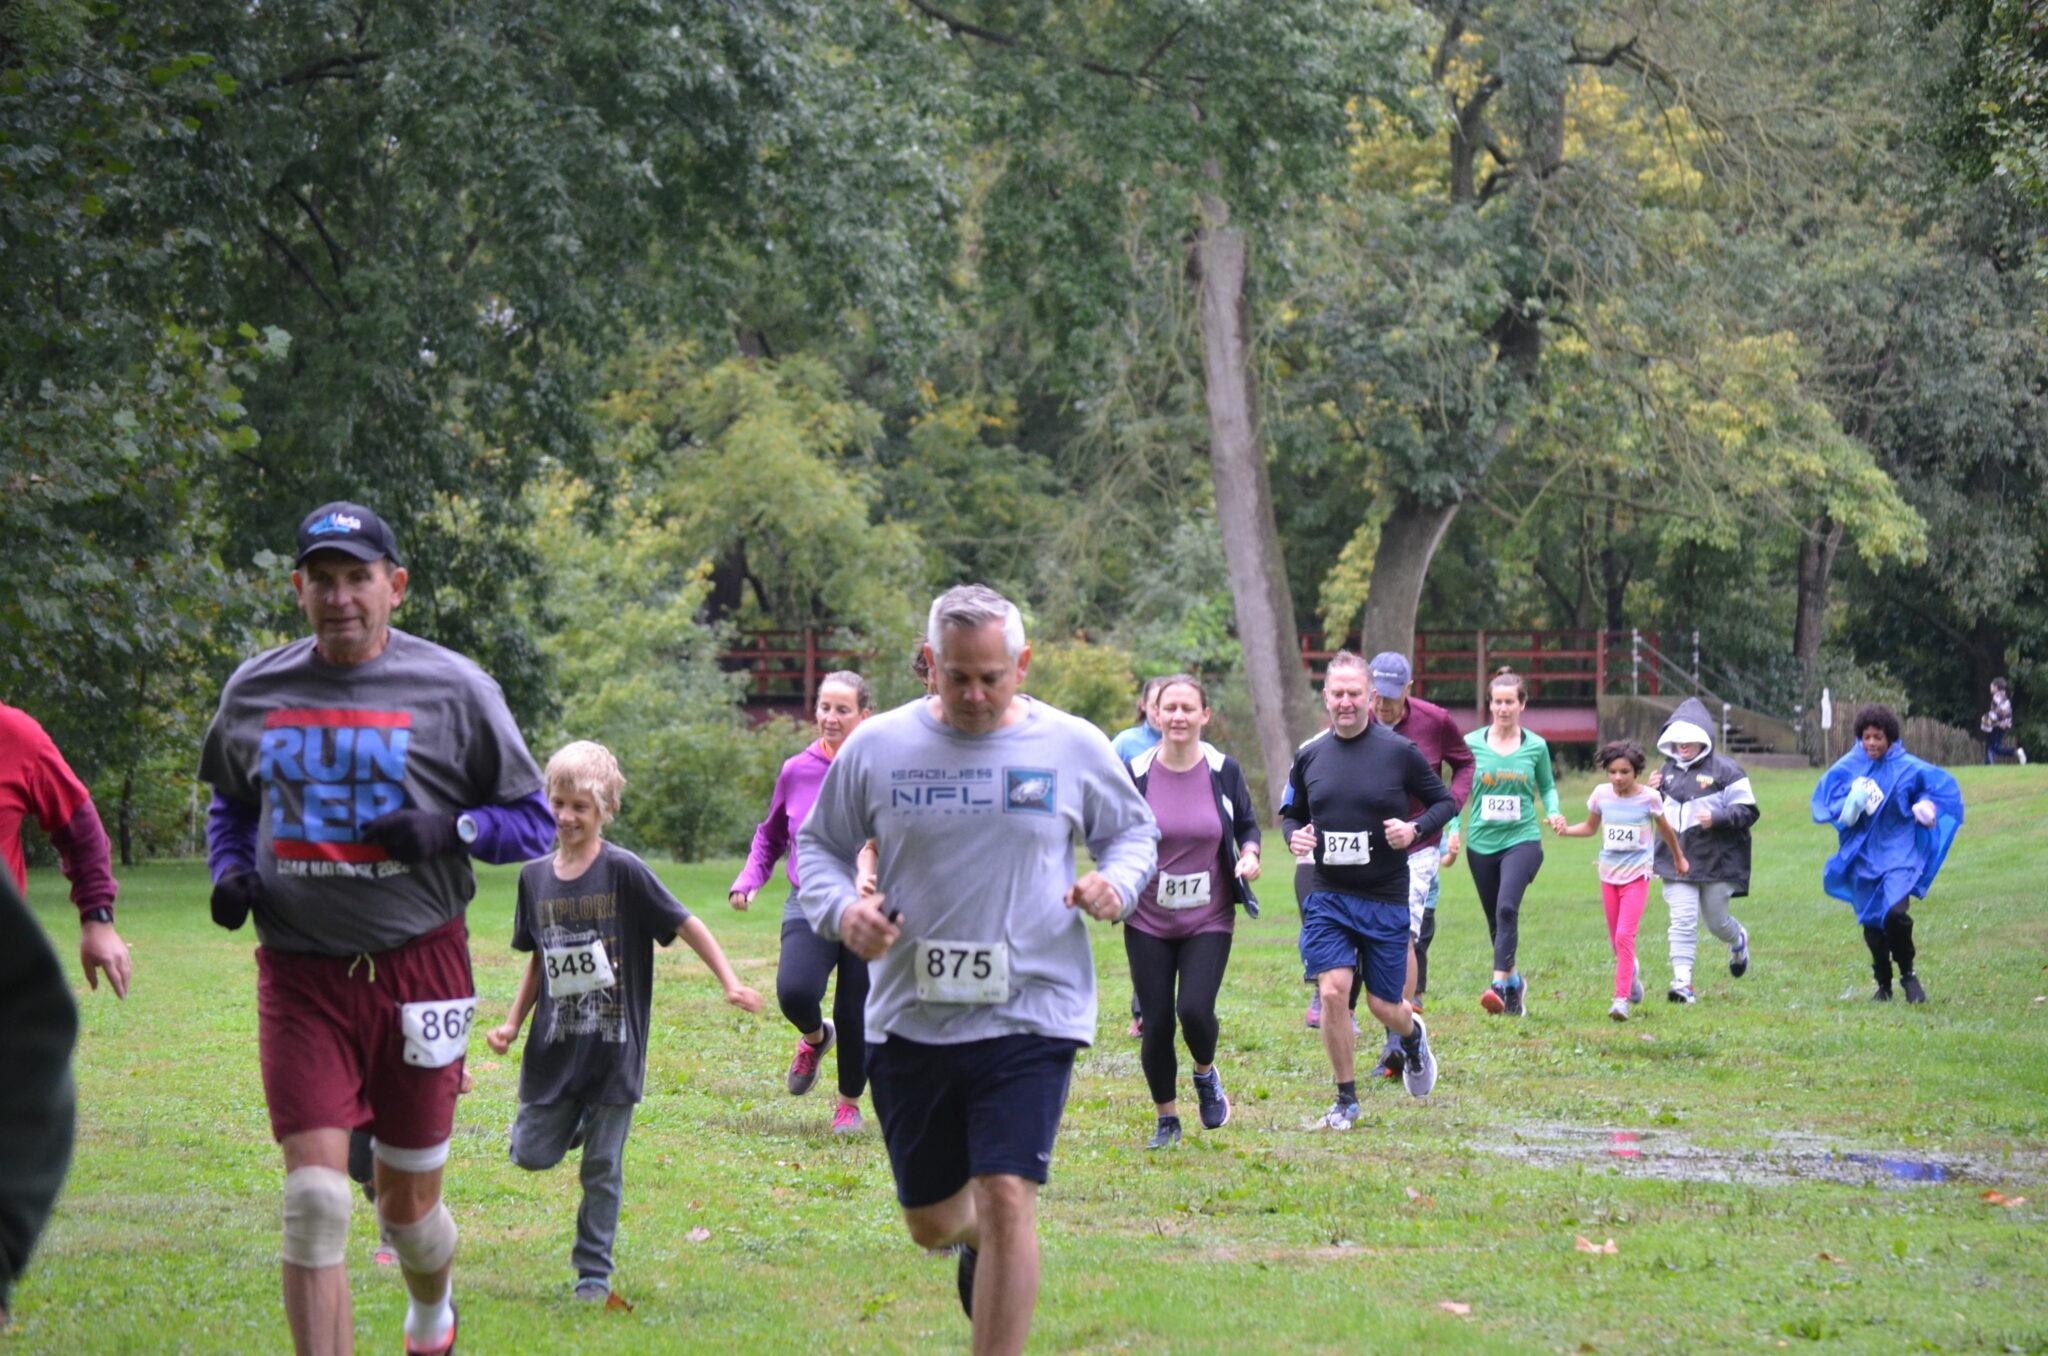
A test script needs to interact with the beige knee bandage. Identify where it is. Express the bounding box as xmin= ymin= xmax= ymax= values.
xmin=281 ymin=1166 xmax=353 ymax=1268
xmin=380 ymin=1200 xmax=457 ymax=1275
